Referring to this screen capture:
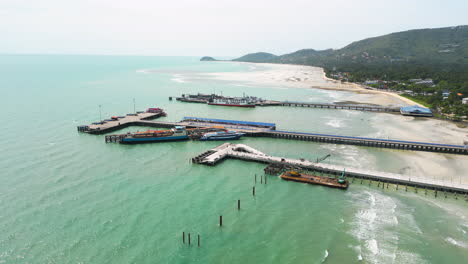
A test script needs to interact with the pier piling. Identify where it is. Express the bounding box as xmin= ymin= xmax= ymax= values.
xmin=183 ymin=232 xmax=185 ymax=244
xmin=253 ymin=186 xmax=255 ymax=196
xmin=238 ymin=199 xmax=240 ymax=210
xmin=188 ymin=233 xmax=191 ymax=245
xmin=219 ymin=215 xmax=223 ymax=227
xmin=198 ymin=235 xmax=200 ymax=247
